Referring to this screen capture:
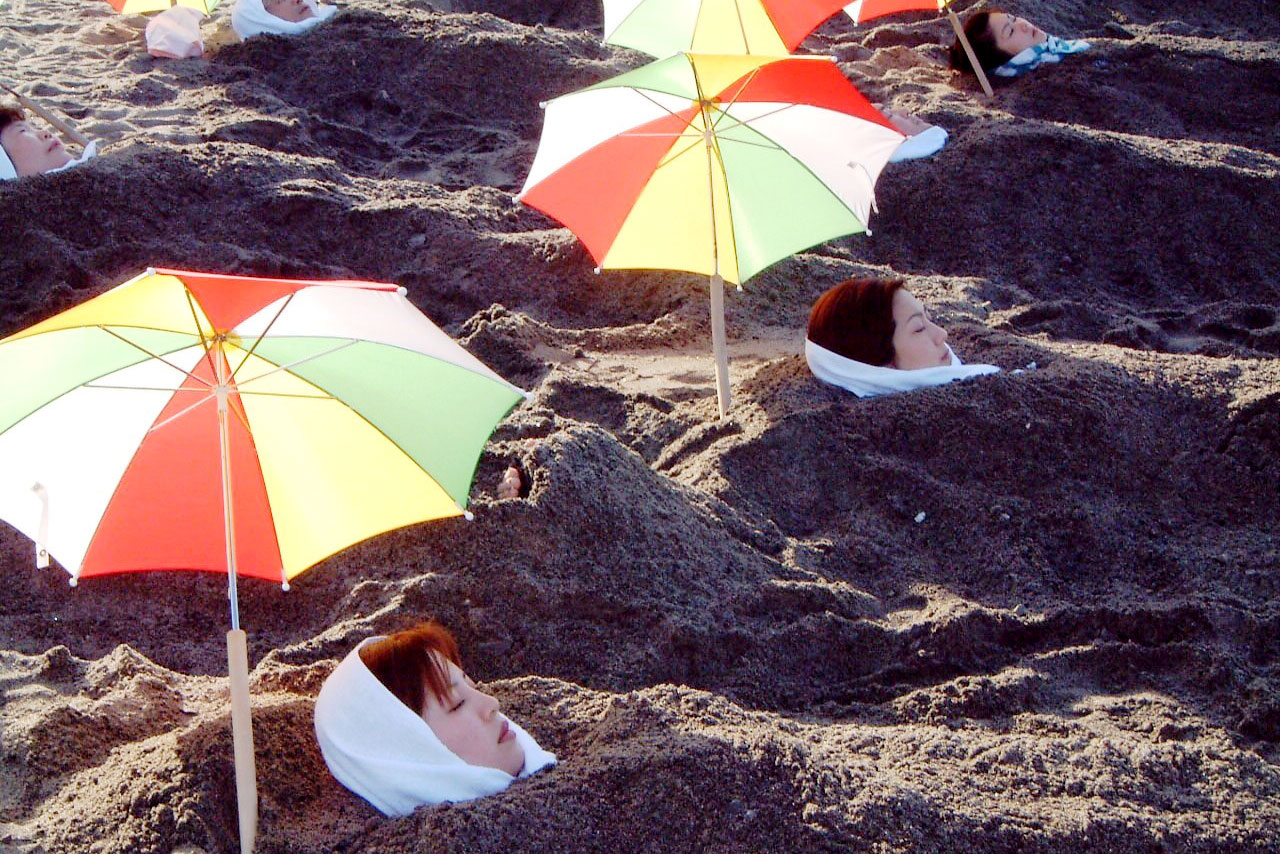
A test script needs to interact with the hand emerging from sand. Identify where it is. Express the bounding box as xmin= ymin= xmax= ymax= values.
xmin=879 ymin=108 xmax=932 ymax=138
xmin=497 ymin=466 xmax=522 ymax=500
